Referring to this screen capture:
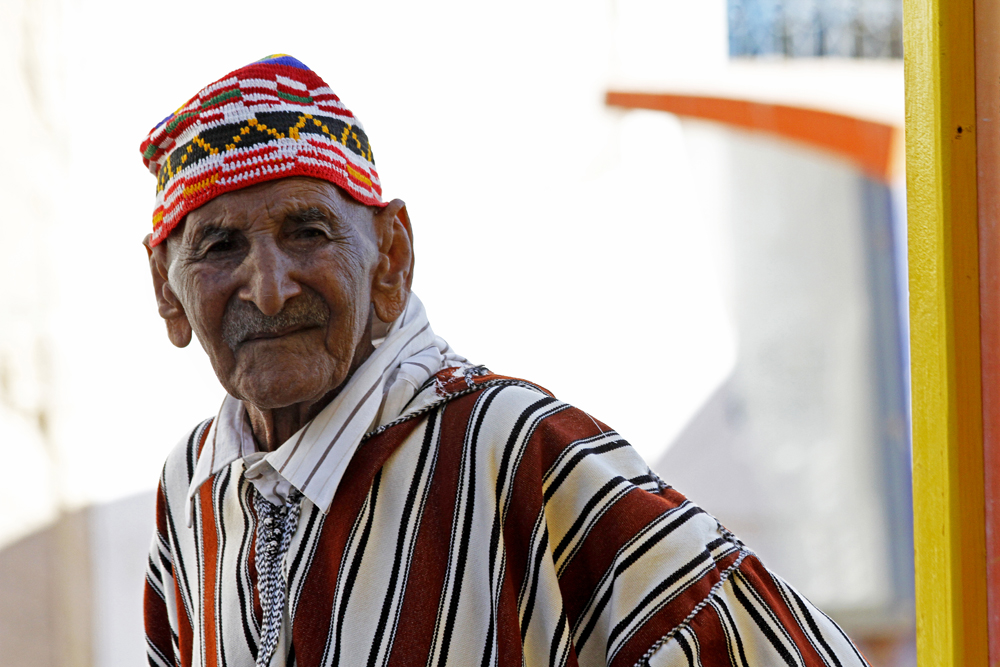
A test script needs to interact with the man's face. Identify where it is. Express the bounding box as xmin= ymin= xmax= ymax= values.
xmin=161 ymin=177 xmax=385 ymax=410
